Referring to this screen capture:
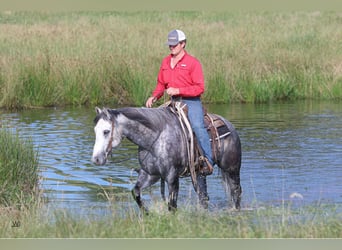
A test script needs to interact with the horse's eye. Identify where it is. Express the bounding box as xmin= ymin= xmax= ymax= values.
xmin=103 ymin=130 xmax=110 ymax=136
